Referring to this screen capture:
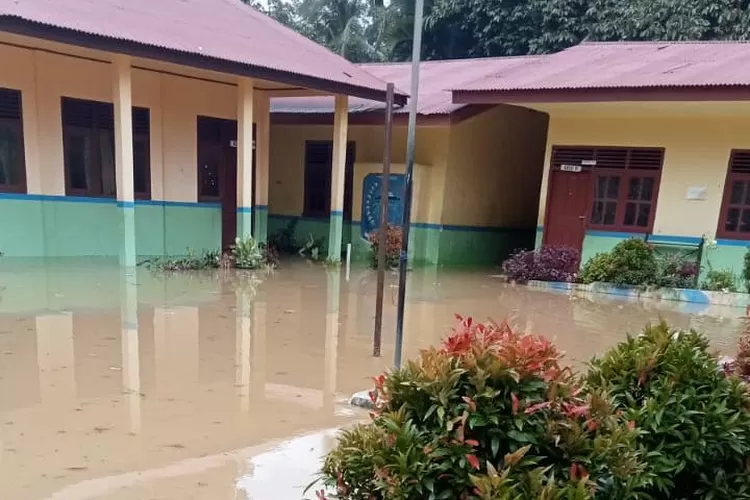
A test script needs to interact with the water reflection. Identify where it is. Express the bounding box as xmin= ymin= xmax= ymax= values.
xmin=0 ymin=258 xmax=746 ymax=499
